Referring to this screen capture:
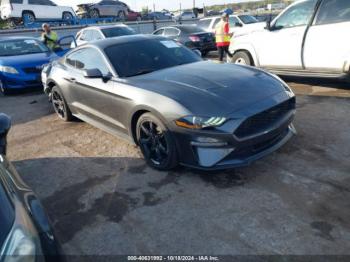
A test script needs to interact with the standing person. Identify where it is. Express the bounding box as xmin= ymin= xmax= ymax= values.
xmin=215 ymin=13 xmax=233 ymax=62
xmin=41 ymin=23 xmax=61 ymax=51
